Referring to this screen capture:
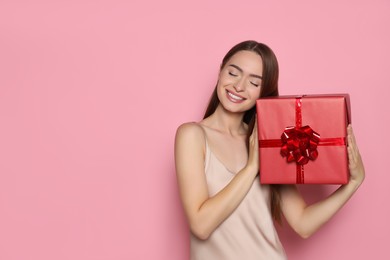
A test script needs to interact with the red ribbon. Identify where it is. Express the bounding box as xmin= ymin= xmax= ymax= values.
xmin=259 ymin=97 xmax=346 ymax=183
